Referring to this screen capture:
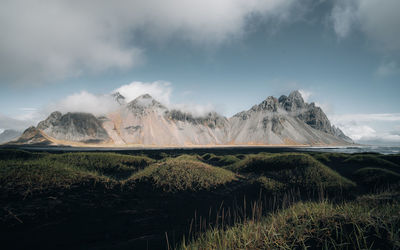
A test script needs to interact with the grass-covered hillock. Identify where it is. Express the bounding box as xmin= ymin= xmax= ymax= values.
xmin=381 ymin=154 xmax=400 ymax=166
xmin=311 ymin=152 xmax=349 ymax=165
xmin=172 ymin=154 xmax=202 ymax=162
xmin=200 ymin=153 xmax=241 ymax=167
xmin=0 ymin=158 xmax=115 ymax=196
xmin=180 ymin=198 xmax=400 ymax=250
xmin=232 ymin=153 xmax=355 ymax=194
xmin=126 ymin=159 xmax=236 ymax=192
xmin=0 ymin=149 xmax=43 ymax=160
xmin=353 ymin=167 xmax=400 ymax=190
xmin=1 ymin=148 xmax=400 ymax=250
xmin=48 ymin=152 xmax=154 ymax=179
xmin=343 ymin=154 xmax=400 ymax=172
xmin=0 ymin=151 xmax=155 ymax=196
